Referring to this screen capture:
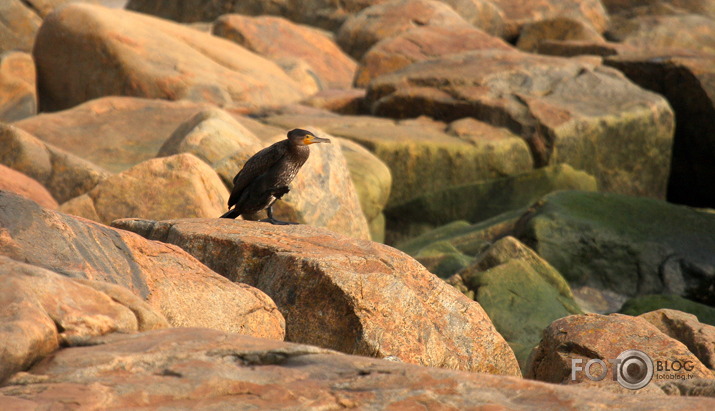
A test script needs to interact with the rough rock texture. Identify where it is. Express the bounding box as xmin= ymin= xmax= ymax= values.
xmin=516 ymin=17 xmax=605 ymax=52
xmin=0 ymin=166 xmax=57 ymax=209
xmin=264 ymin=113 xmax=533 ymax=208
xmin=354 ymin=25 xmax=513 ymax=87
xmin=491 ymin=0 xmax=609 ymax=39
xmin=0 ymin=256 xmax=167 ymax=383
xmin=0 ymin=51 xmax=36 ymax=122
xmin=0 ymin=124 xmax=110 ymax=204
xmin=14 ymin=96 xmax=210 ymax=173
xmin=640 ymin=309 xmax=715 ymax=369
xmin=438 ymin=0 xmax=506 ymax=36
xmin=60 ymin=154 xmax=229 ymax=225
xmin=661 ymin=378 xmax=715 ymax=397
xmin=33 ymin=4 xmax=305 ymax=112
xmin=604 ymin=53 xmax=715 ymax=208
xmin=526 ymin=313 xmax=713 ymax=390
xmin=157 ymin=108 xmax=263 ymax=166
xmin=337 ymin=138 xmax=391 ymax=224
xmin=621 ymin=295 xmax=715 ymax=326
xmin=601 ymin=0 xmax=715 ymax=19
xmin=385 ymin=164 xmax=597 ymax=241
xmin=213 ymin=14 xmax=357 ymax=92
xmin=514 ymin=191 xmax=715 ymax=311
xmin=608 ymin=14 xmax=715 ymax=55
xmin=367 ymin=50 xmax=675 ymax=199
xmin=0 ymin=191 xmax=285 ymax=339
xmin=450 ymin=237 xmax=582 ymax=370
xmin=4 ymin=328 xmax=715 ymax=409
xmin=113 ymin=218 xmax=521 ymax=376
xmin=337 ymin=0 xmax=471 ymax=60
